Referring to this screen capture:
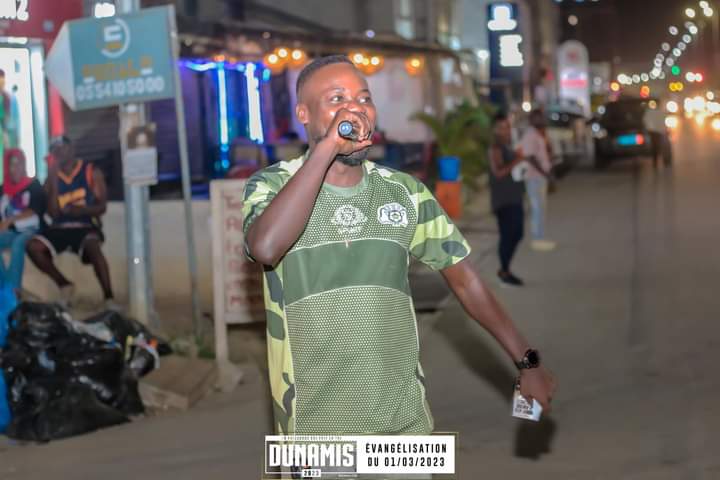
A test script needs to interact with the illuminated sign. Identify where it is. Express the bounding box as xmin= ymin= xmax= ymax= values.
xmin=499 ymin=34 xmax=524 ymax=67
xmin=557 ymin=40 xmax=590 ymax=116
xmin=0 ymin=0 xmax=29 ymax=22
xmin=487 ymin=1 xmax=523 ymax=105
xmin=488 ymin=4 xmax=517 ymax=31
